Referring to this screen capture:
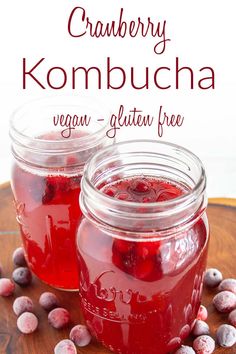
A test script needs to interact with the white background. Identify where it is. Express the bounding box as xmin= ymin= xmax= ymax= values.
xmin=0 ymin=0 xmax=235 ymax=197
